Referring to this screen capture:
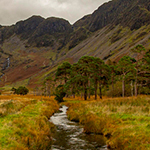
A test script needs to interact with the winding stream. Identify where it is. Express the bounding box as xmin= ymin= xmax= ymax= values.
xmin=50 ymin=105 xmax=108 ymax=150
